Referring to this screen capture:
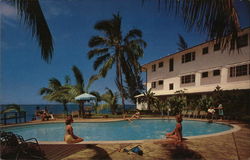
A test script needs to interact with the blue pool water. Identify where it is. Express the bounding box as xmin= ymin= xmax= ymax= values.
xmin=2 ymin=119 xmax=232 ymax=141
